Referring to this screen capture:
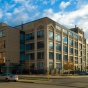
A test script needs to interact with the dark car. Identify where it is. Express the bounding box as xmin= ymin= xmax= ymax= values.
xmin=79 ymin=71 xmax=88 ymax=75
